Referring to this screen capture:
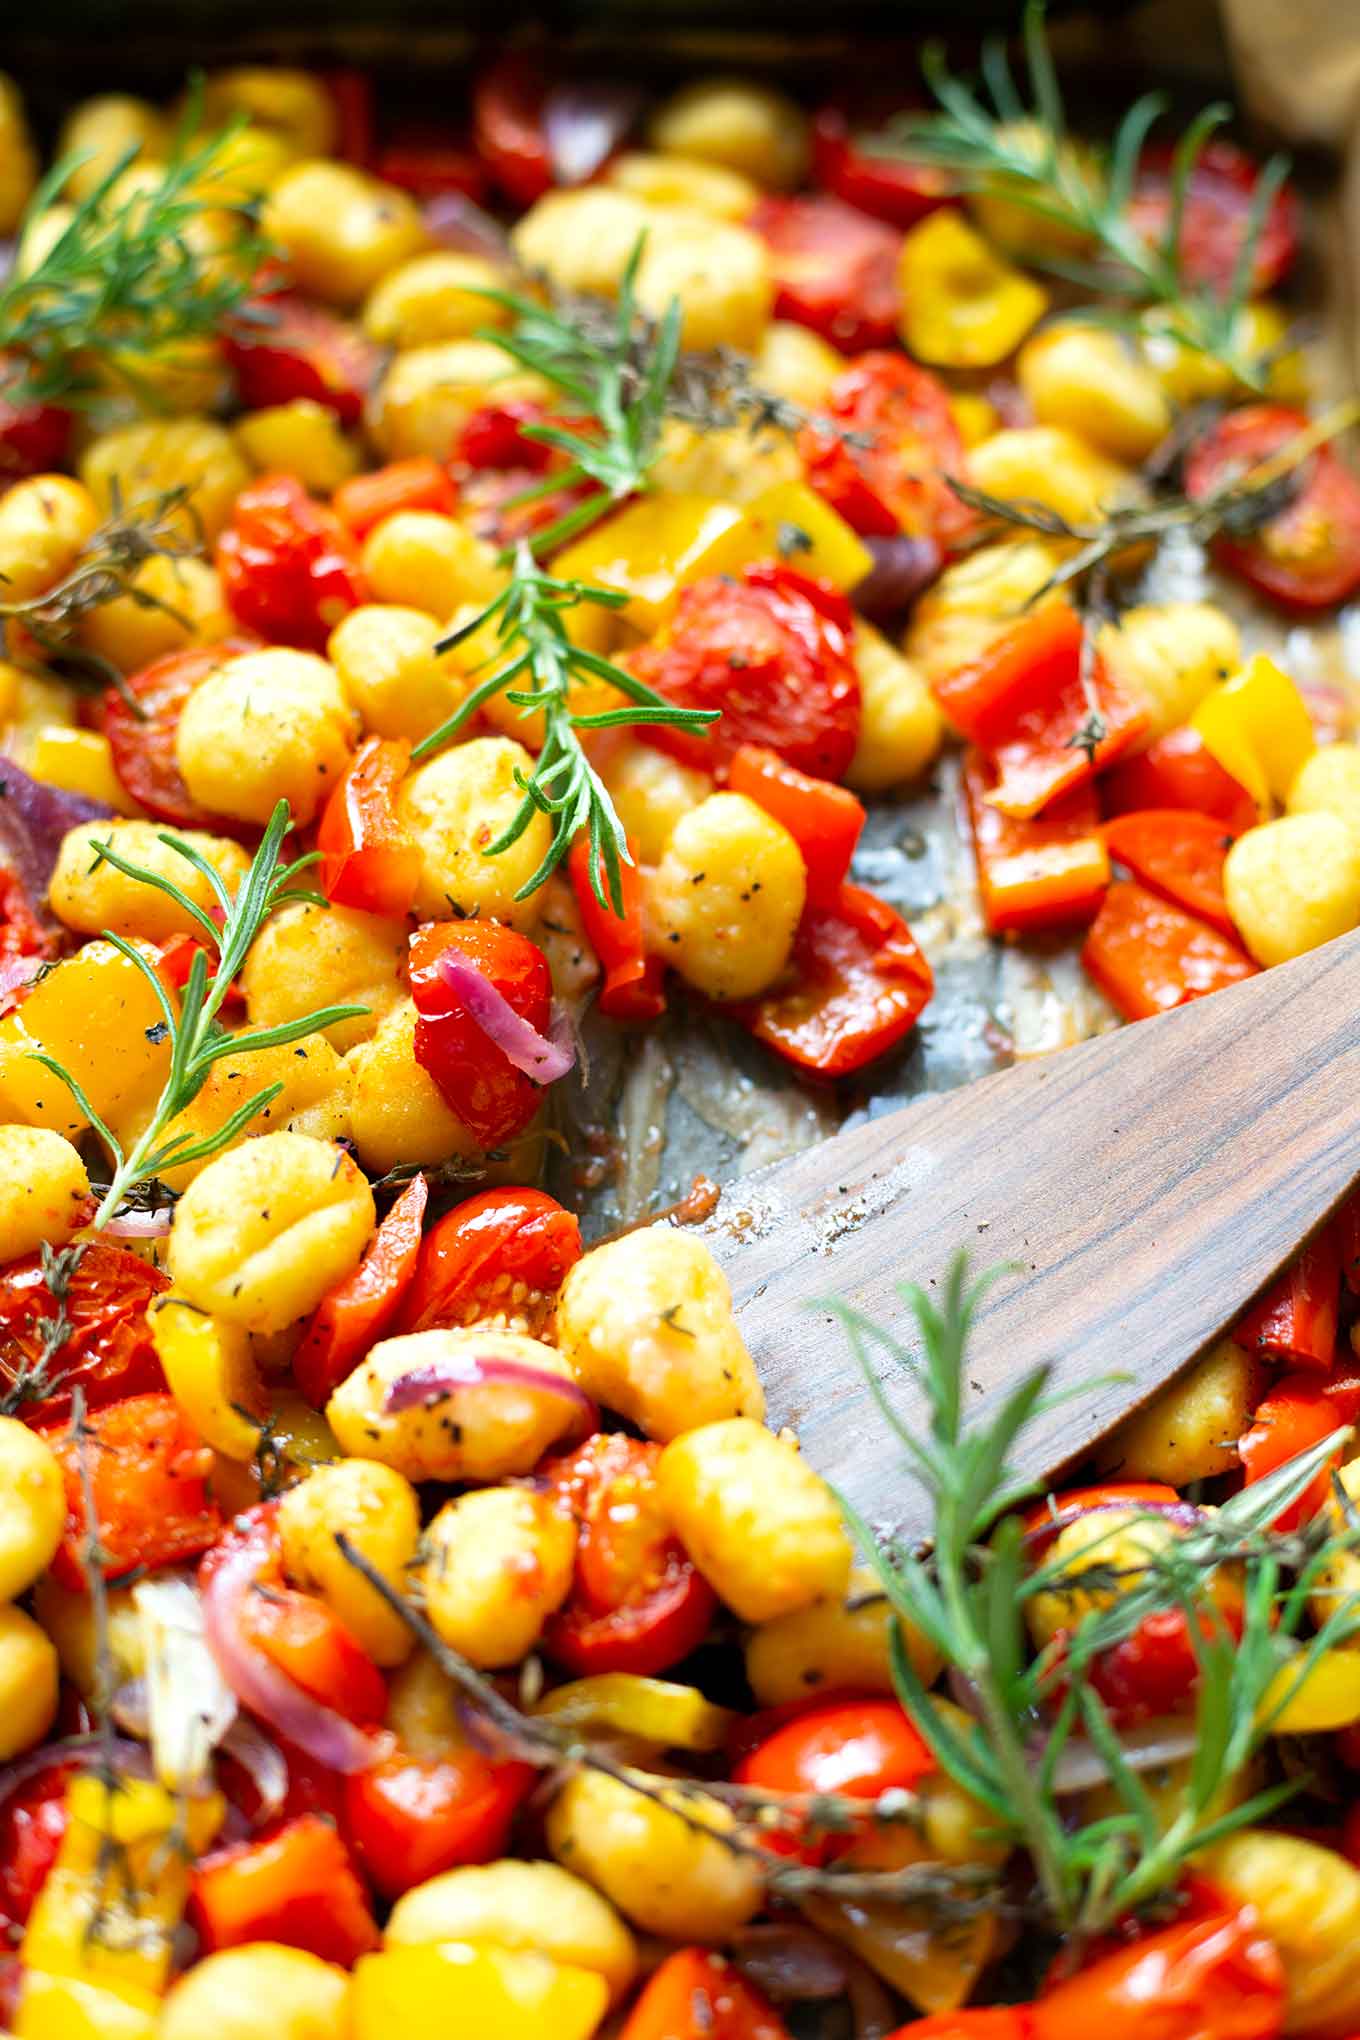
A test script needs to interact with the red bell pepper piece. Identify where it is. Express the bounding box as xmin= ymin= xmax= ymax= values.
xmin=1081 ymin=880 xmax=1257 ymax=1022
xmin=1336 ymin=1185 xmax=1360 ymax=1292
xmin=217 ymin=472 xmax=368 ymax=651
xmin=934 ymin=607 xmax=1147 ymax=818
xmin=964 ymin=748 xmax=1109 ymax=935
xmin=333 ymin=457 xmax=459 ymax=538
xmin=0 ymin=354 xmax=70 ymax=480
xmin=749 ymin=194 xmax=902 ymax=353
xmin=156 ymin=930 xmax=246 ymax=1012
xmin=1100 ymin=725 xmax=1260 ymax=838
xmin=811 ymin=106 xmax=957 ymax=228
xmin=189 ymin=1814 xmax=379 ymax=1967
xmin=472 ymin=57 xmax=552 ymax=208
xmin=620 ymin=1949 xmax=792 ymax=2040
xmin=1239 ymin=1373 xmax=1350 ymax=1531
xmin=317 ymin=734 xmax=421 ymax=919
xmin=1102 ymin=809 xmax=1236 ymax=938
xmin=293 ymin=1175 xmax=429 ymax=1408
xmin=372 ymin=131 xmax=487 ymax=201
xmin=1235 ymin=1224 xmax=1341 ymax=1370
xmin=567 ymin=835 xmax=665 ymax=1023
xmin=728 ymin=743 xmax=866 ymax=909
